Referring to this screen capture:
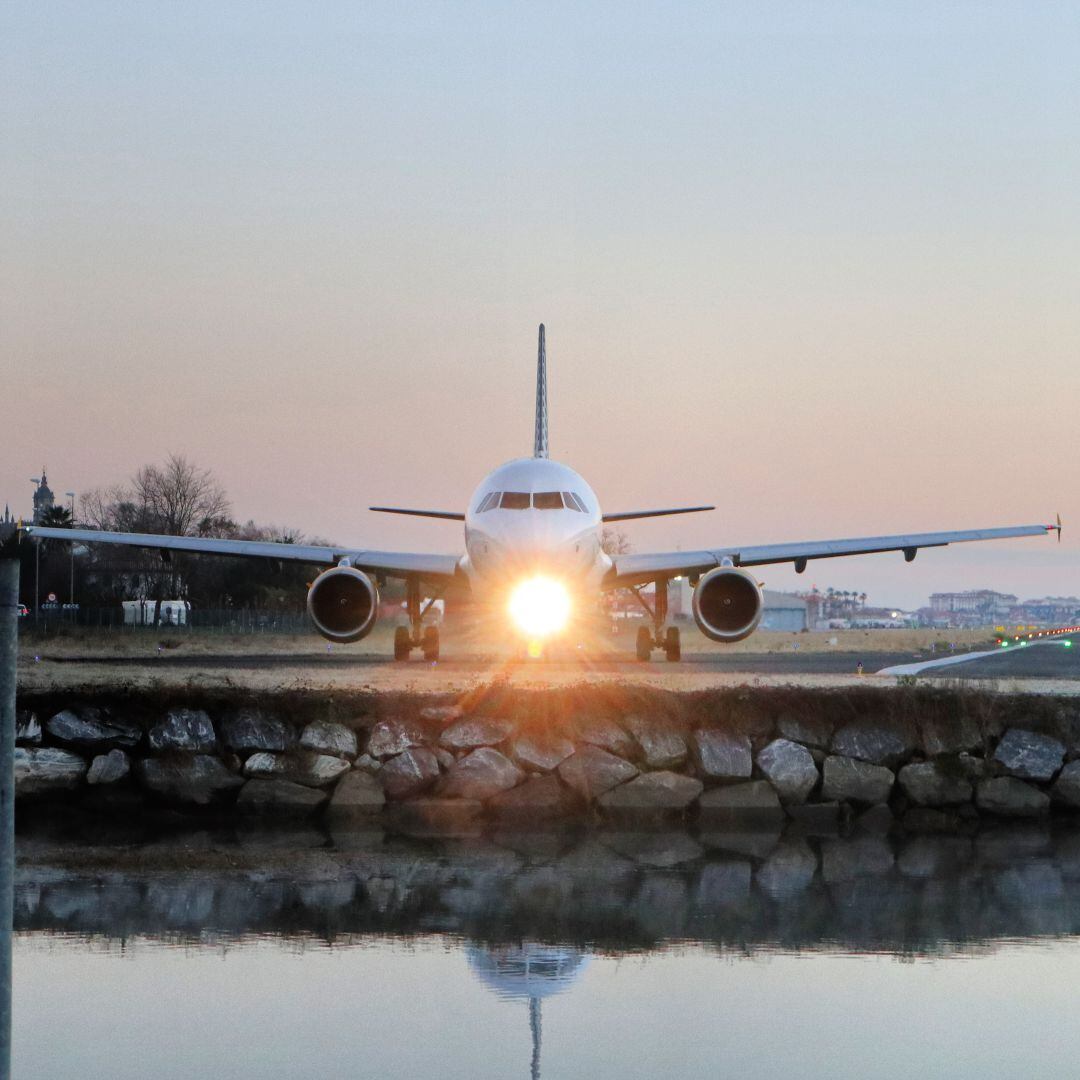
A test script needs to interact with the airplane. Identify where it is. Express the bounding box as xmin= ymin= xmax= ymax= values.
xmin=25 ymin=325 xmax=1061 ymax=662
